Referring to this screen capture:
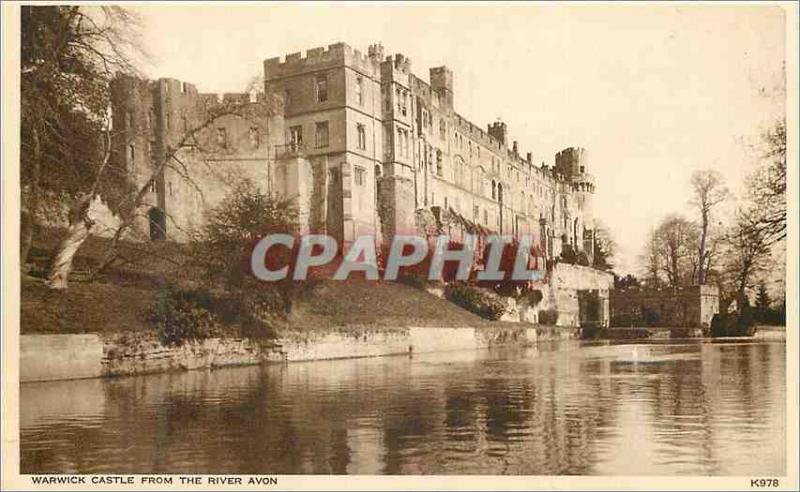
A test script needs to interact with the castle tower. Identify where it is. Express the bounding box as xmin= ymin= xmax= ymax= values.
xmin=555 ymin=147 xmax=595 ymax=258
xmin=264 ymin=43 xmax=386 ymax=249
